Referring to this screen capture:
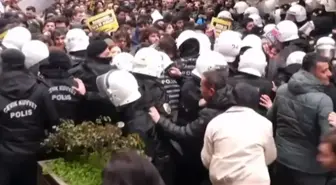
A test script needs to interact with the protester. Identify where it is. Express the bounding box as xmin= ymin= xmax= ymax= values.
xmin=1 ymin=0 xmax=336 ymax=185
